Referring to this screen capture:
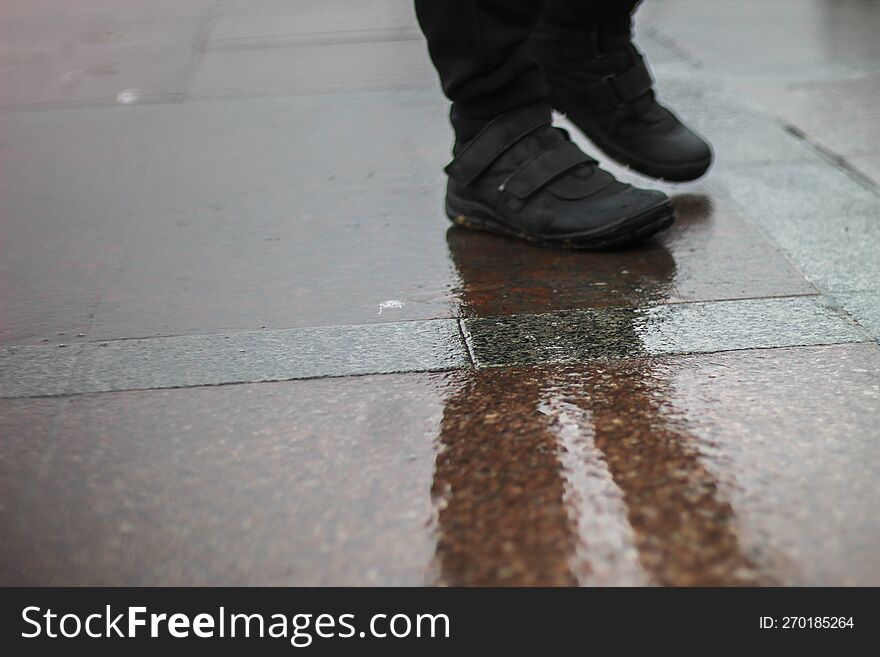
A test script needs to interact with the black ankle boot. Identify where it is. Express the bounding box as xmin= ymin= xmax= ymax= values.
xmin=527 ymin=22 xmax=713 ymax=182
xmin=444 ymin=103 xmax=674 ymax=249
